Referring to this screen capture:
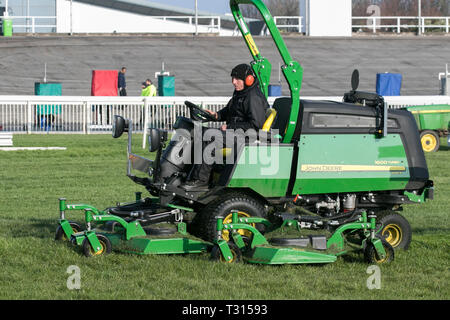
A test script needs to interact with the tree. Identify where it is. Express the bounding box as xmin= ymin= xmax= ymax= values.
xmin=241 ymin=0 xmax=299 ymax=18
xmin=352 ymin=0 xmax=447 ymax=16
